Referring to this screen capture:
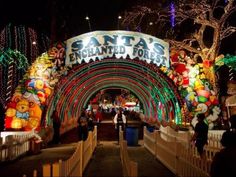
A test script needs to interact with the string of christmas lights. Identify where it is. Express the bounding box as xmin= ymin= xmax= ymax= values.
xmin=47 ymin=58 xmax=184 ymax=126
